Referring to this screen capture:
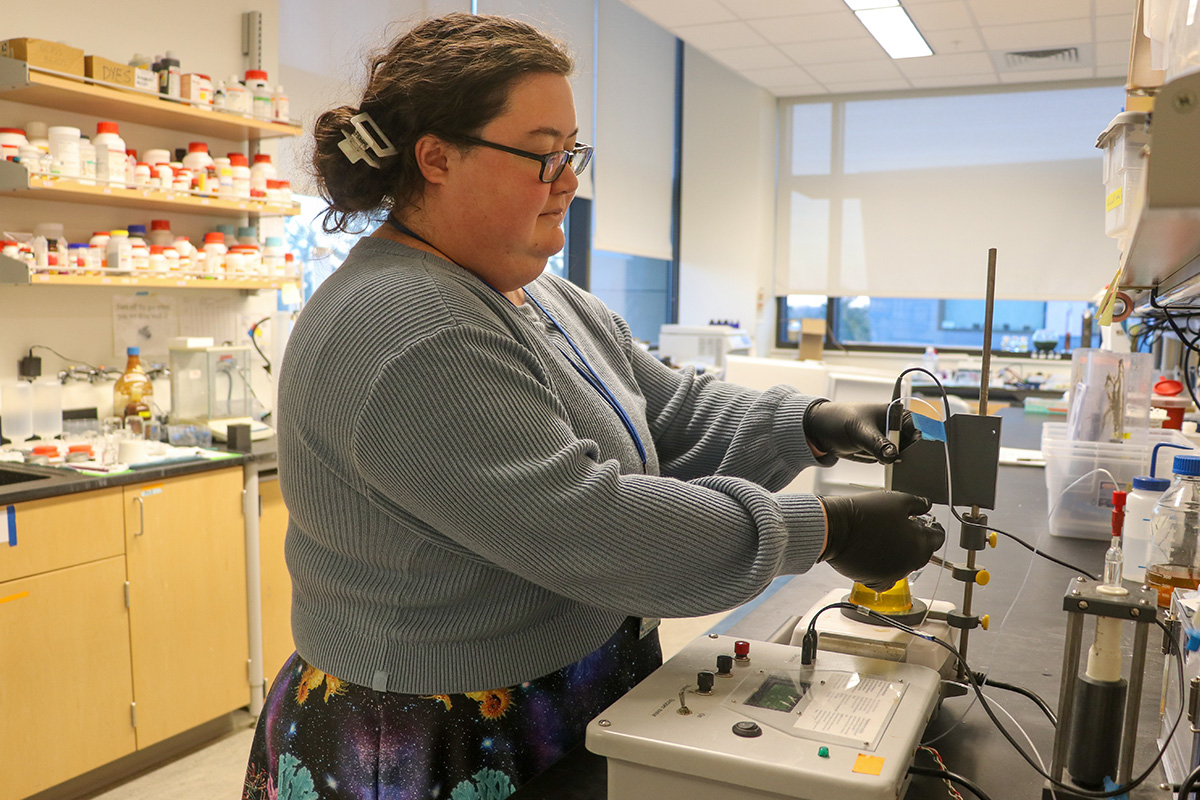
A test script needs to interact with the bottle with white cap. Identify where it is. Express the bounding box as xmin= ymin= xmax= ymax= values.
xmin=1126 ymin=442 xmax=1192 ymax=582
